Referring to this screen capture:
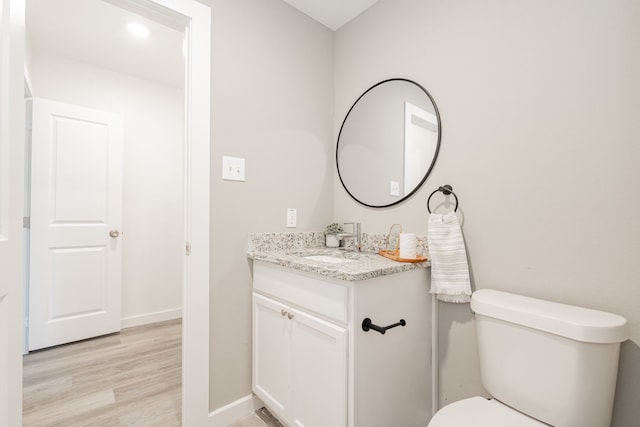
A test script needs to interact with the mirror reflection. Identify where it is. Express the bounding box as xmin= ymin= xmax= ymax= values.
xmin=336 ymin=79 xmax=441 ymax=207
